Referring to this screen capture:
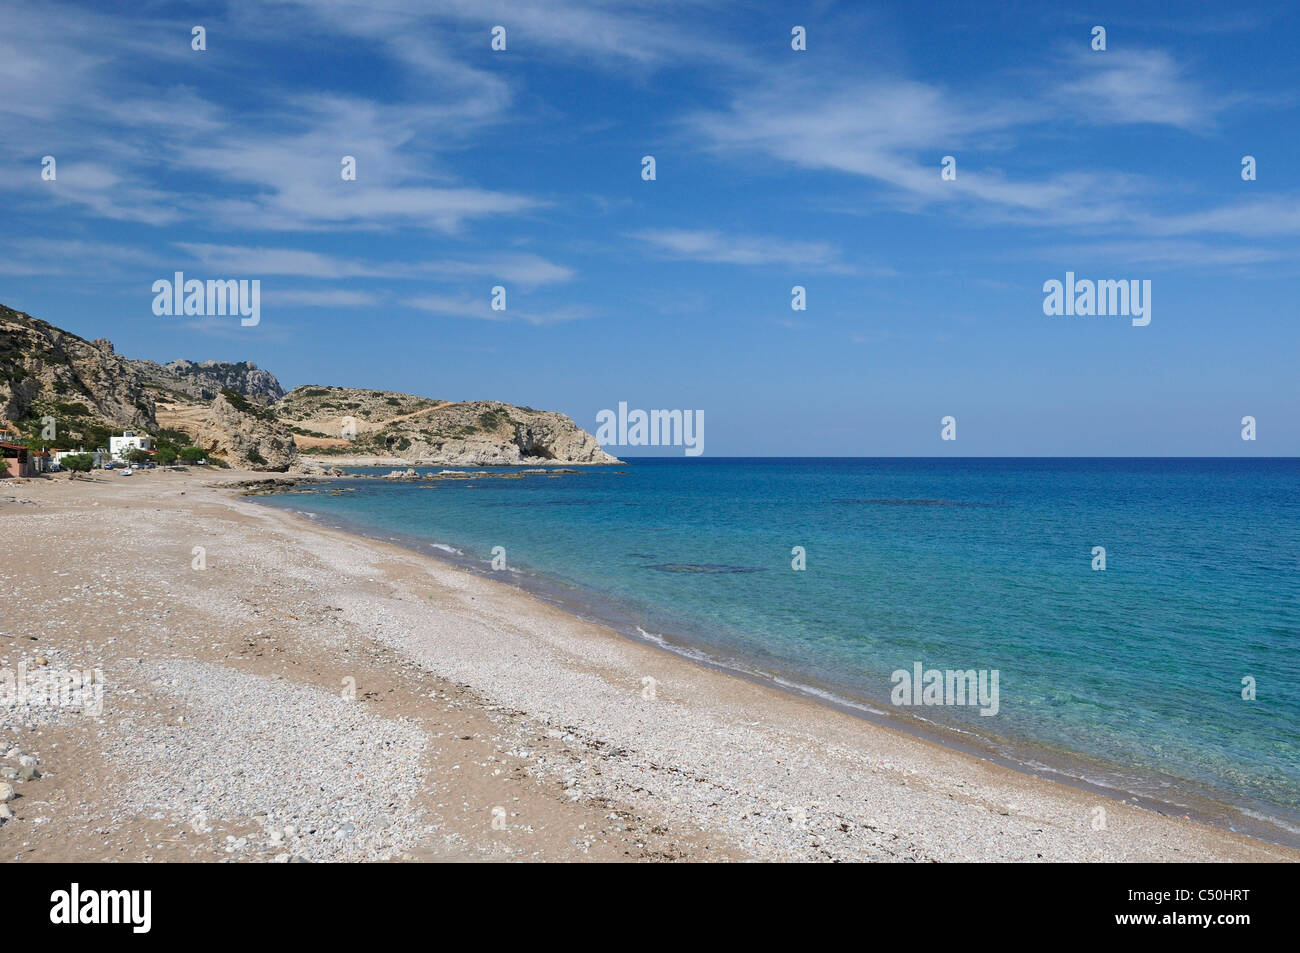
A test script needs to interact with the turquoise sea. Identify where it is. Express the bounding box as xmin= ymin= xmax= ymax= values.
xmin=258 ymin=458 xmax=1300 ymax=845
